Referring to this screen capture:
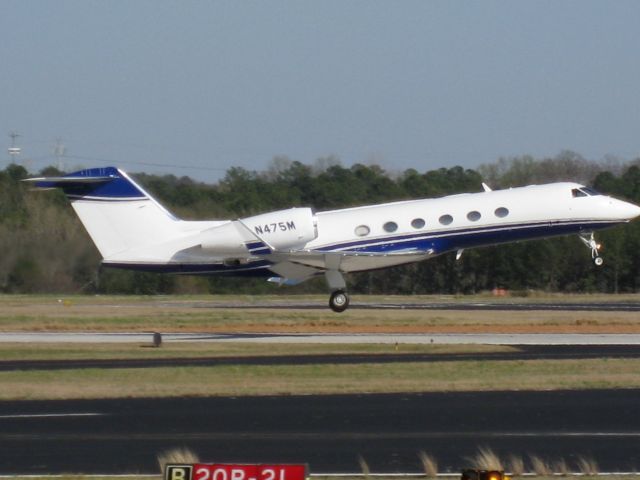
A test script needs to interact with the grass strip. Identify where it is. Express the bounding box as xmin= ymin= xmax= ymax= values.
xmin=0 ymin=293 xmax=639 ymax=333
xmin=1 ymin=357 xmax=640 ymax=400
xmin=0 ymin=343 xmax=514 ymax=361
